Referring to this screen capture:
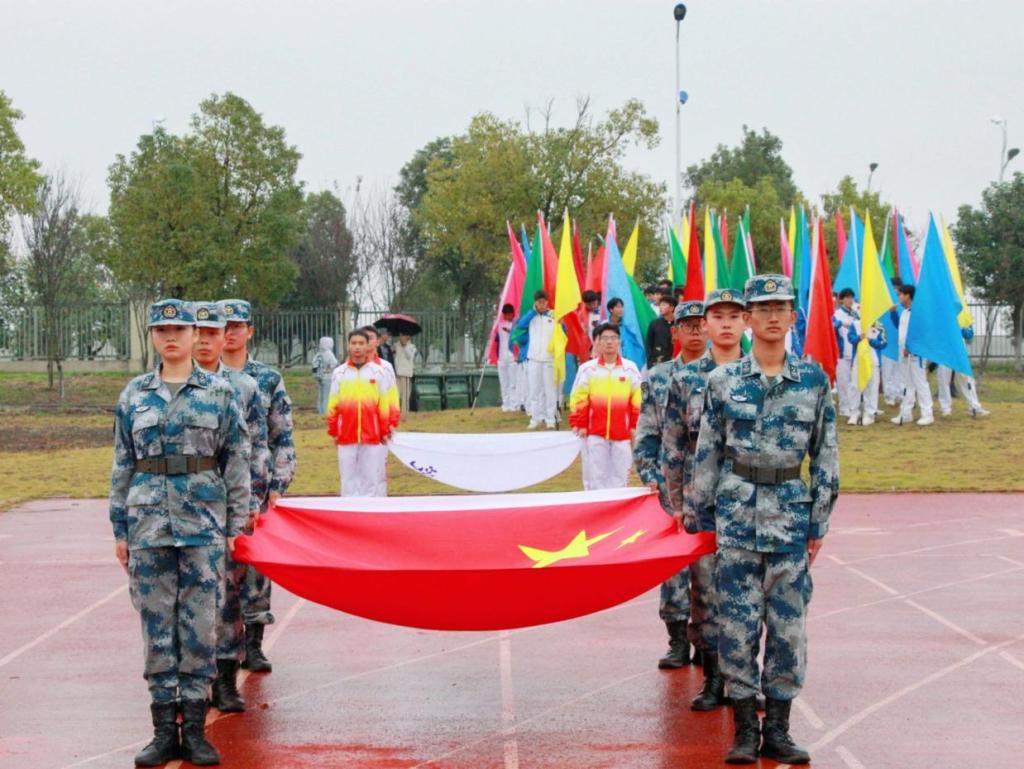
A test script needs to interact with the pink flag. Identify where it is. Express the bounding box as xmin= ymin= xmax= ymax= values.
xmin=779 ymin=218 xmax=793 ymax=277
xmin=487 ymin=223 xmax=528 ymax=364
